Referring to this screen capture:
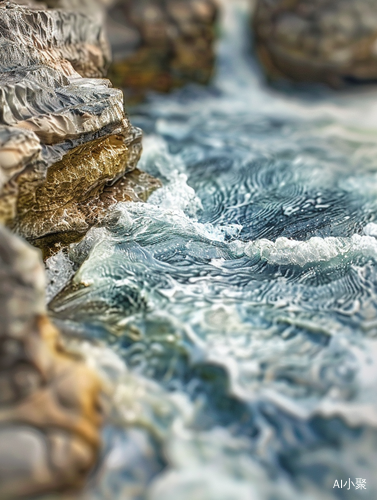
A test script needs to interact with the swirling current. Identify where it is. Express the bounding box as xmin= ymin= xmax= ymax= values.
xmin=47 ymin=2 xmax=377 ymax=499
